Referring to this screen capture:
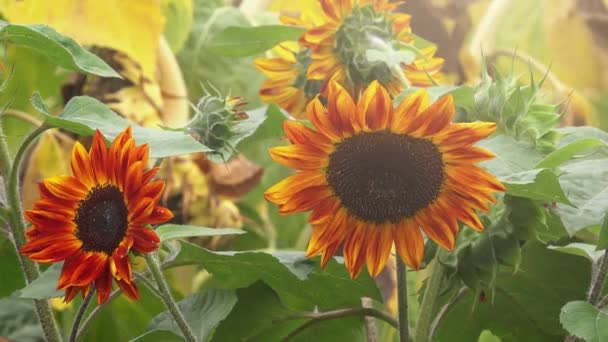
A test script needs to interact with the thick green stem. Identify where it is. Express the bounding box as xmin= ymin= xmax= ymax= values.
xmin=0 ymin=124 xmax=61 ymax=342
xmin=588 ymin=251 xmax=608 ymax=305
xmin=396 ymin=257 xmax=409 ymax=342
xmin=414 ymin=249 xmax=447 ymax=342
xmin=145 ymin=253 xmax=197 ymax=342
